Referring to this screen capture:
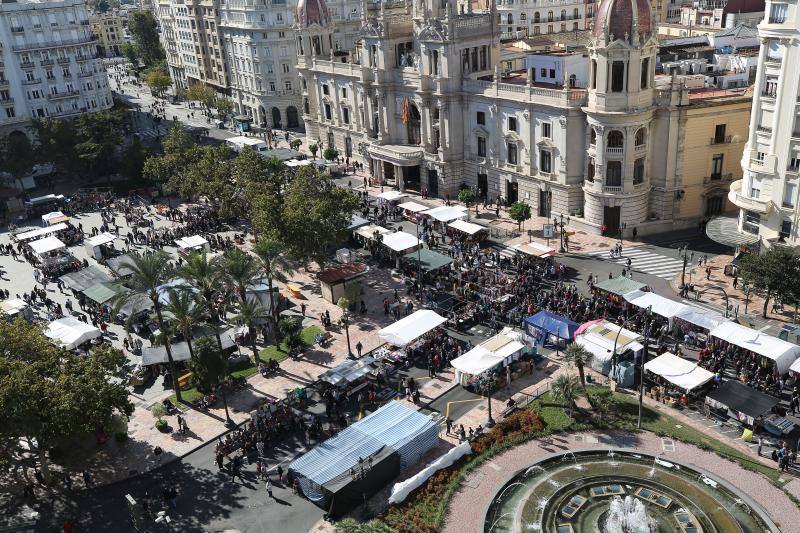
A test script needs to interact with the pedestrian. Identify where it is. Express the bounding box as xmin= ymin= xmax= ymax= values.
xmin=733 ymin=276 xmax=738 ymax=289
xmin=63 ymin=472 xmax=72 ymax=491
xmin=277 ymin=465 xmax=284 ymax=482
xmin=176 ymin=414 xmax=184 ymax=434
xmin=705 ymin=266 xmax=712 ymax=280
xmin=445 ymin=417 xmax=453 ymax=435
xmin=301 ymin=303 xmax=306 ymax=316
xmin=82 ymin=469 xmax=93 ymax=488
xmin=757 ymin=435 xmax=763 ymax=456
xmin=266 ymin=478 xmax=273 ymax=499
xmin=632 ymin=227 xmax=637 ymax=240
